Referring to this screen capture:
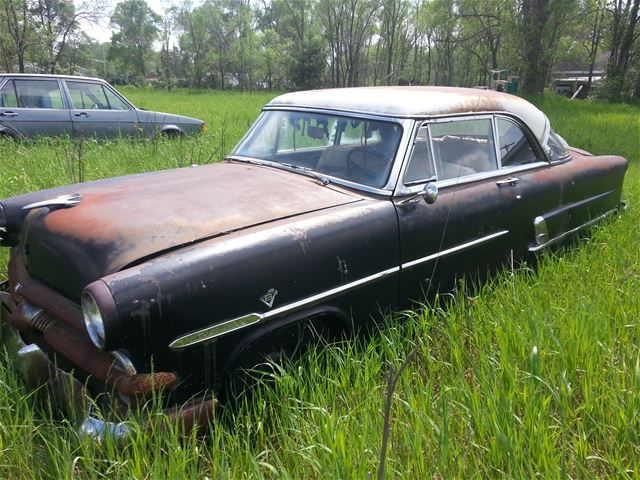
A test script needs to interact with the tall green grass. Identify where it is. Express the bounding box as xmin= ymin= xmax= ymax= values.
xmin=0 ymin=91 xmax=638 ymax=478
